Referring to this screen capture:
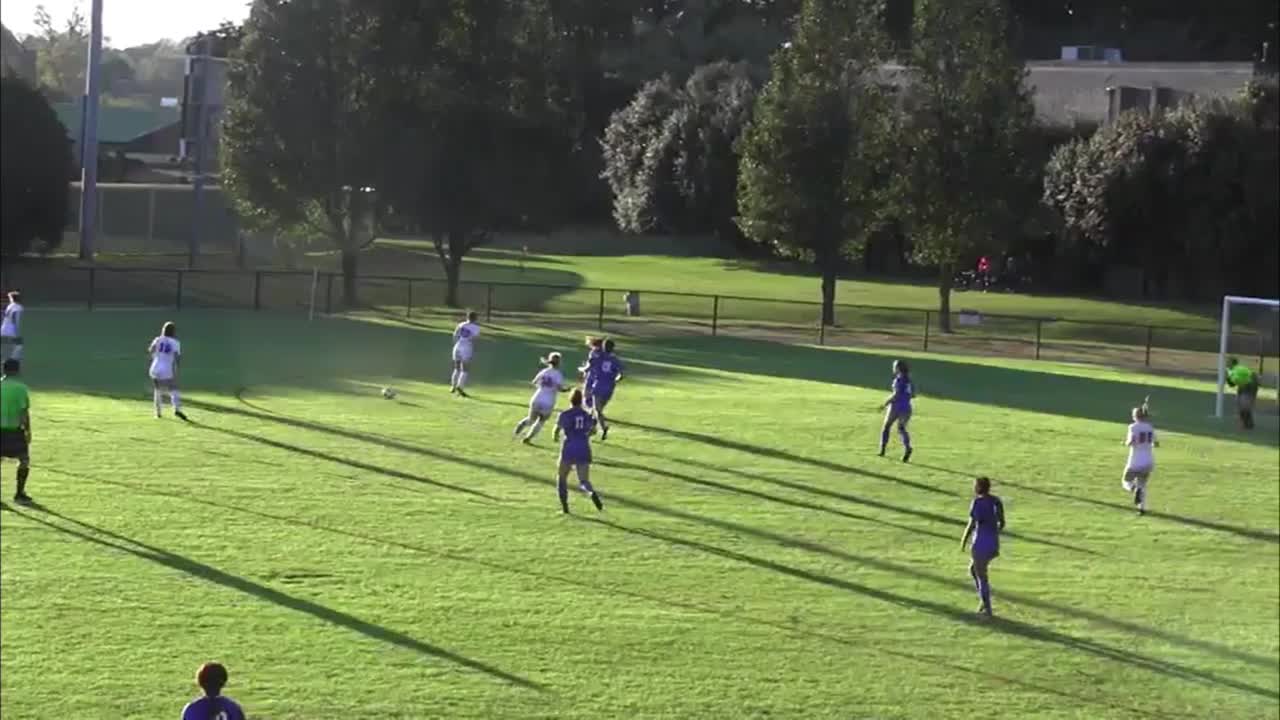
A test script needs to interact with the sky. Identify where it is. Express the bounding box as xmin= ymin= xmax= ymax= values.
xmin=2 ymin=0 xmax=250 ymax=49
